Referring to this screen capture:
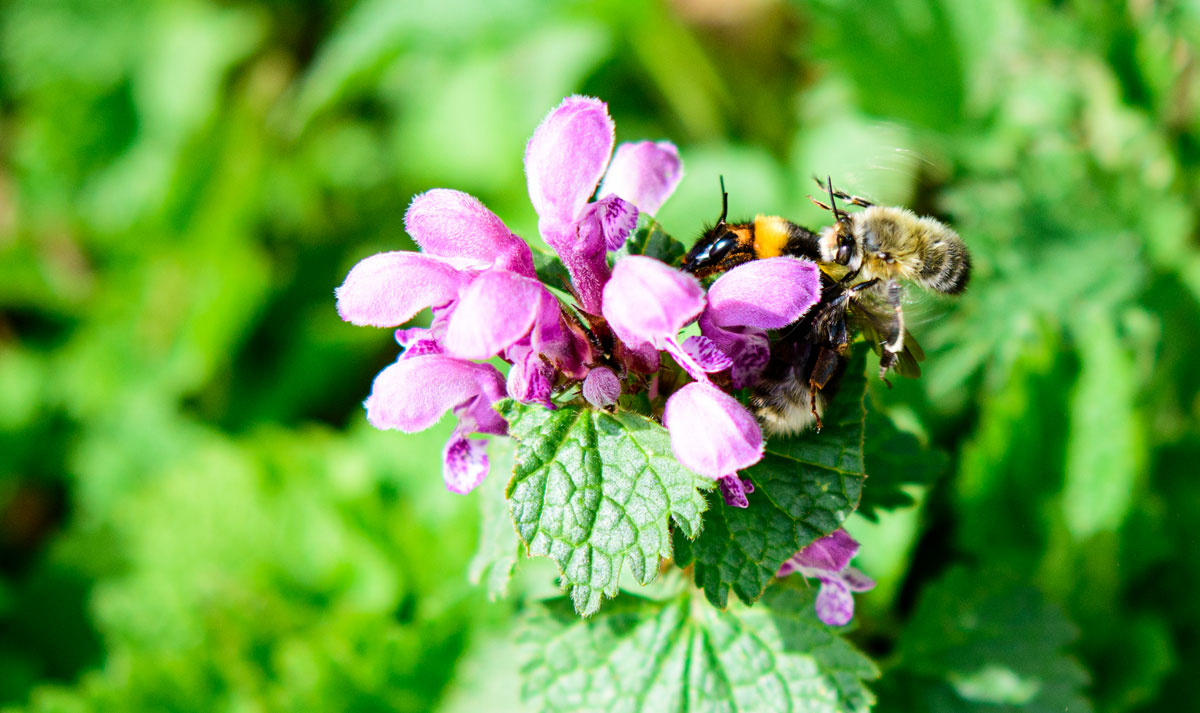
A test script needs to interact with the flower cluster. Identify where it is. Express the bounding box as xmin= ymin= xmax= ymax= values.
xmin=336 ymin=95 xmax=822 ymax=502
